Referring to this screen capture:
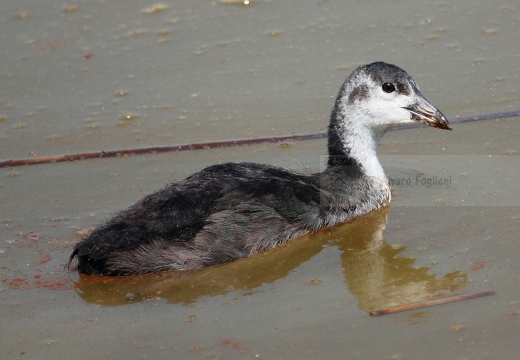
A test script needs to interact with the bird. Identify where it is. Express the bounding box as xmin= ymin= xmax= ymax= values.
xmin=67 ymin=62 xmax=451 ymax=276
